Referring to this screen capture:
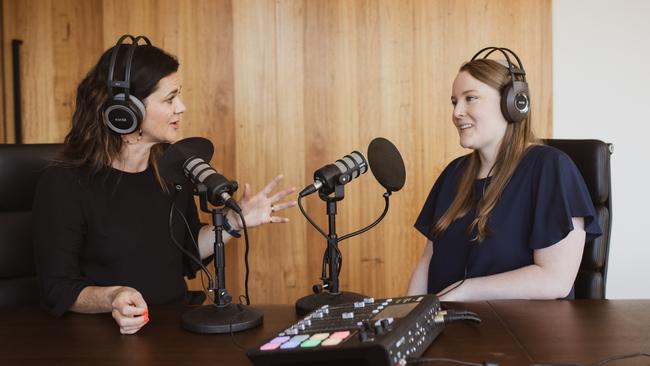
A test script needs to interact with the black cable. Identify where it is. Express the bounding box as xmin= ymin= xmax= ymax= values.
xmin=302 ymin=190 xmax=391 ymax=280
xmin=337 ymin=247 xmax=342 ymax=276
xmin=297 ymin=194 xmax=328 ymax=238
xmin=481 ymin=163 xmax=496 ymax=198
xmin=298 ymin=190 xmax=391 ymax=242
xmin=436 ymin=167 xmax=494 ymax=300
xmin=531 ymin=352 xmax=650 ymax=366
xmin=228 ymin=305 xmax=248 ymax=352
xmin=172 ymin=204 xmax=212 ymax=298
xmin=338 ymin=191 xmax=391 ymax=242
xmin=434 ymin=310 xmax=482 ymax=324
xmin=446 ymin=310 xmax=481 ymax=318
xmin=235 ymin=211 xmax=251 ymax=306
xmin=300 ymin=192 xmax=342 ymax=279
xmin=320 ymin=242 xmax=343 ymax=277
xmin=320 ymin=250 xmax=328 ymax=279
xmin=438 ymin=240 xmax=482 ymax=299
xmin=334 ymin=191 xmax=389 ymax=275
xmin=168 ymin=200 xmax=214 ymax=290
xmin=437 ymin=267 xmax=467 ymax=298
xmin=407 ymin=357 xmax=497 ymax=366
